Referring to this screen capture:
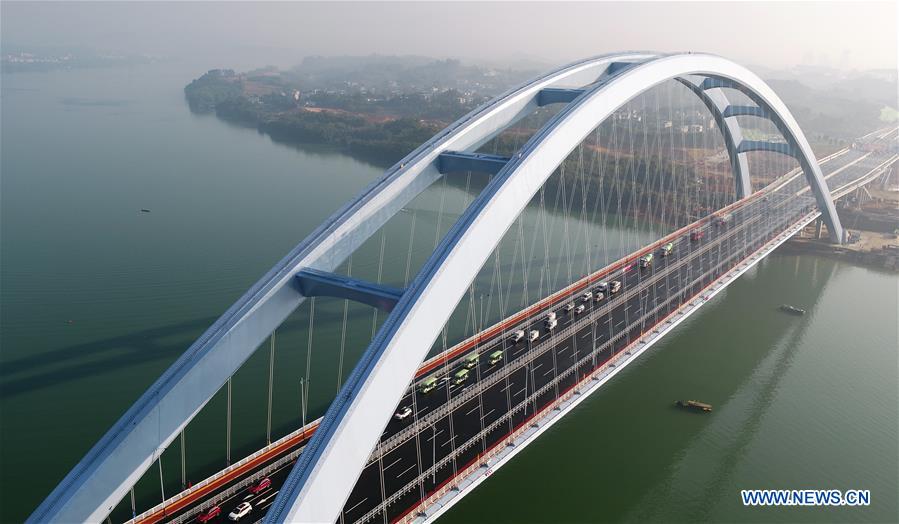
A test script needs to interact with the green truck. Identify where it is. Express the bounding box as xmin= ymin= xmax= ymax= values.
xmin=453 ymin=368 xmax=470 ymax=386
xmin=419 ymin=376 xmax=438 ymax=394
